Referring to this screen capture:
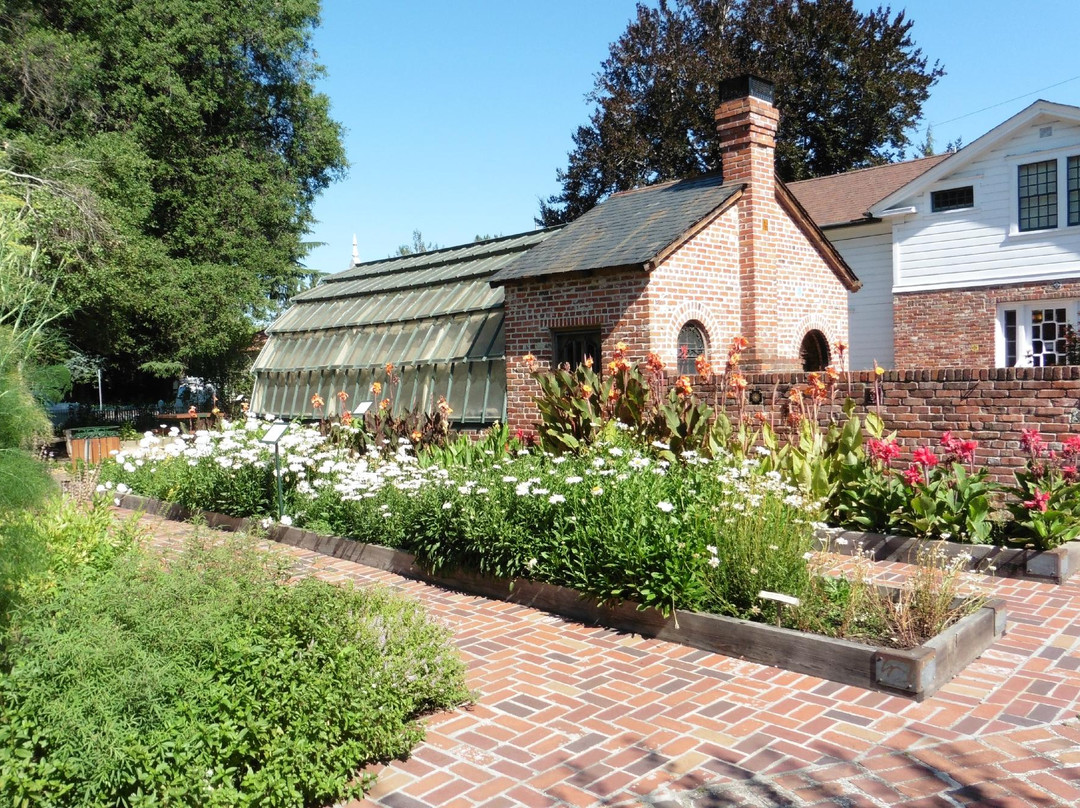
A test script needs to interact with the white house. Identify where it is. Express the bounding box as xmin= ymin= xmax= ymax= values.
xmin=790 ymin=100 xmax=1080 ymax=370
